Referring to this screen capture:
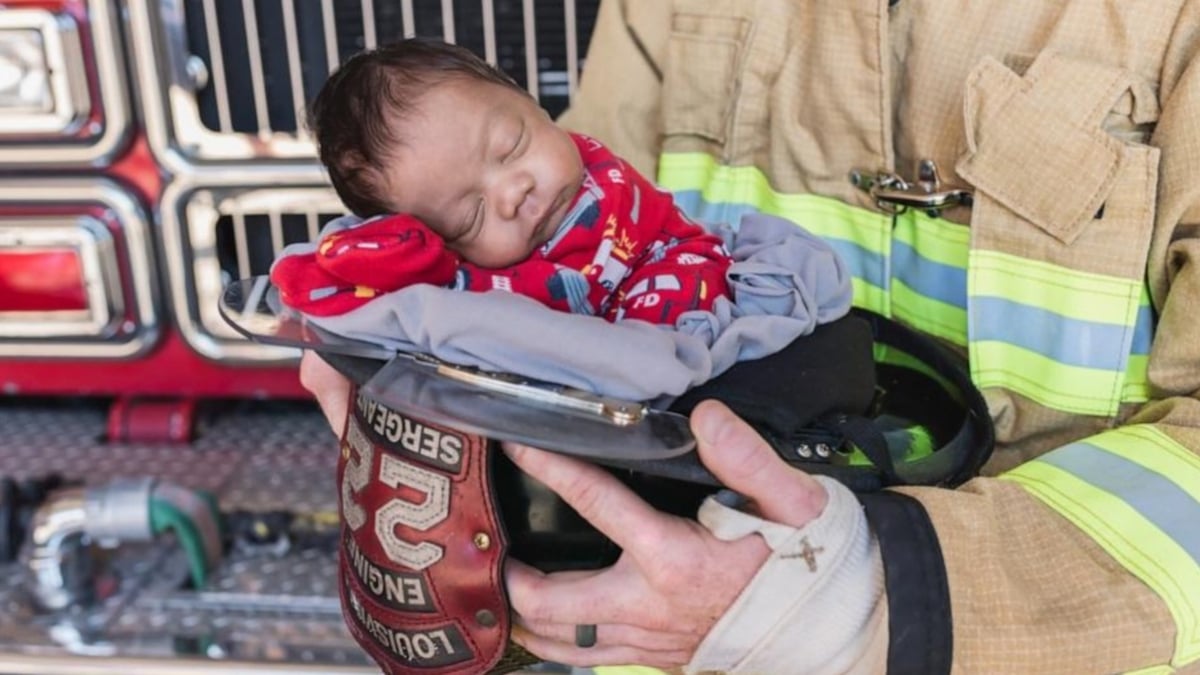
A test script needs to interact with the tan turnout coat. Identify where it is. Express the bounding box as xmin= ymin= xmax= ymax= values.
xmin=561 ymin=1 xmax=1200 ymax=672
